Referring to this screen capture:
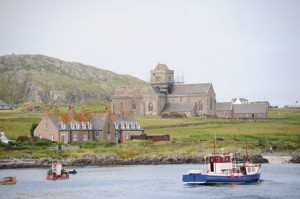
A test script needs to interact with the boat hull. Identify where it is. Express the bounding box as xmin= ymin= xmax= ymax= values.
xmin=46 ymin=173 xmax=69 ymax=180
xmin=182 ymin=173 xmax=261 ymax=185
xmin=0 ymin=177 xmax=16 ymax=185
